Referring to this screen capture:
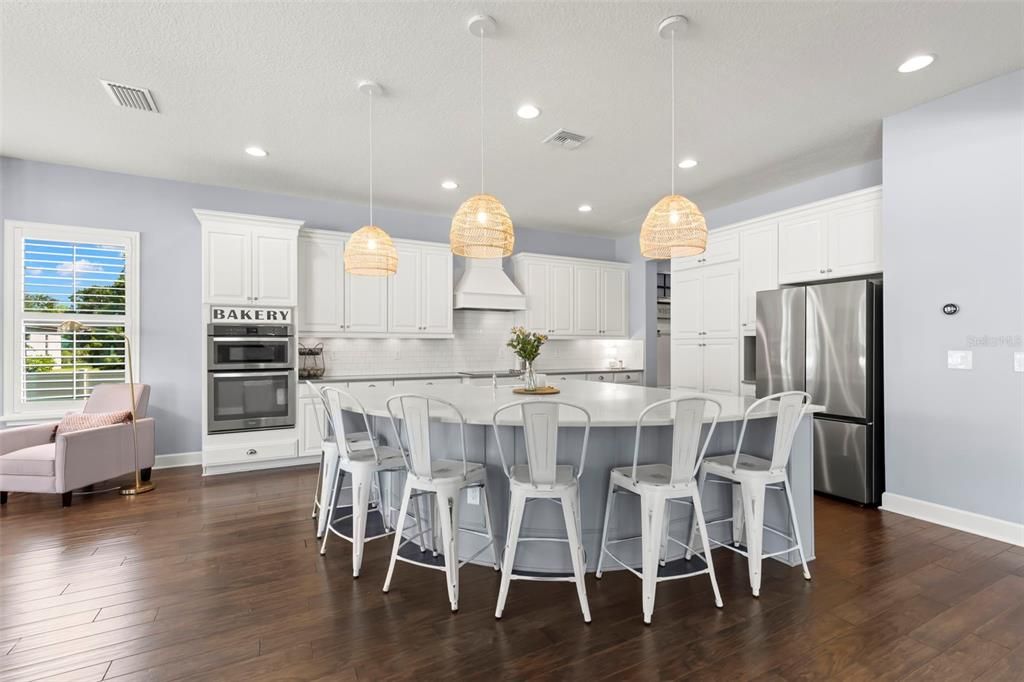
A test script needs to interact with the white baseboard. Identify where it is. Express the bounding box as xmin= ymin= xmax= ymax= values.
xmin=154 ymin=451 xmax=202 ymax=469
xmin=881 ymin=492 xmax=1024 ymax=547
